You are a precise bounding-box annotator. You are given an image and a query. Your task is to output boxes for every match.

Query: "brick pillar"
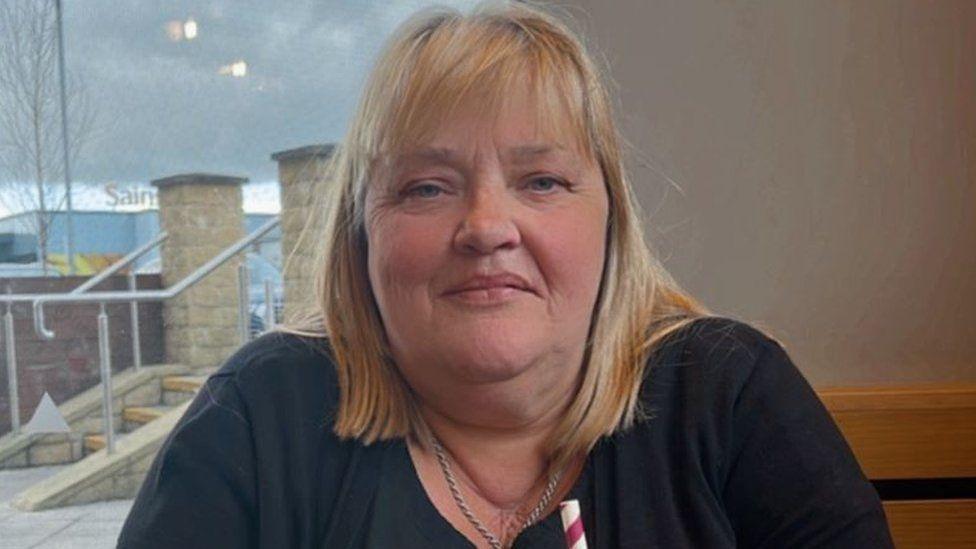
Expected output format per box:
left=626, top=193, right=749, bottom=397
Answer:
left=271, top=144, right=335, bottom=321
left=151, top=173, right=247, bottom=370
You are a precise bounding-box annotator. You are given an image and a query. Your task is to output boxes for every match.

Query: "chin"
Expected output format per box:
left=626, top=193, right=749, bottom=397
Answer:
left=445, top=335, right=543, bottom=383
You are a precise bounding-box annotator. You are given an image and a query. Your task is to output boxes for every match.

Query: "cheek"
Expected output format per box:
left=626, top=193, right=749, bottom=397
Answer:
left=533, top=208, right=607, bottom=305
left=367, top=212, right=448, bottom=302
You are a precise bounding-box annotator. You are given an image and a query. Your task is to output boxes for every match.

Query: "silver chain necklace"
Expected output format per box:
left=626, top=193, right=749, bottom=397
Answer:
left=429, top=435, right=562, bottom=549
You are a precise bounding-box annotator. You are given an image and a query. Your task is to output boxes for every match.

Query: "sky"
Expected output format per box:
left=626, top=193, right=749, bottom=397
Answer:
left=0, top=0, right=477, bottom=216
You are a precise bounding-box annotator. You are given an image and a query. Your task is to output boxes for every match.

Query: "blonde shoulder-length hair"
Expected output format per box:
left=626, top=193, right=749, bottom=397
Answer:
left=283, top=0, right=711, bottom=468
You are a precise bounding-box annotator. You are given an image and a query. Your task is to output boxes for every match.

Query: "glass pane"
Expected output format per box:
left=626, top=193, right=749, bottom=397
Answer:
left=0, top=1, right=475, bottom=544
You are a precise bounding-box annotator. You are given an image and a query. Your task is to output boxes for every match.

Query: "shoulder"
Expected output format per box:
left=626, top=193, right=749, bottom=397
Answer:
left=215, top=329, right=337, bottom=381
left=647, top=315, right=786, bottom=388
left=656, top=319, right=893, bottom=546
left=669, top=315, right=780, bottom=361
left=638, top=315, right=798, bottom=427
left=207, top=330, right=341, bottom=421
left=119, top=331, right=341, bottom=548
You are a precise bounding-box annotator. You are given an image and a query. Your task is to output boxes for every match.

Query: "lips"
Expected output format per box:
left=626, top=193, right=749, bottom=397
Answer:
left=443, top=273, right=536, bottom=296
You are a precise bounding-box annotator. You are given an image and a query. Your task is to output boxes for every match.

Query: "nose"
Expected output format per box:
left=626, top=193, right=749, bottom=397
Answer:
left=453, top=185, right=522, bottom=255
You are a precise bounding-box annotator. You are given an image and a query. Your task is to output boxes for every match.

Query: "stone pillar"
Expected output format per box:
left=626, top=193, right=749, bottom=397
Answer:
left=151, top=173, right=247, bottom=370
left=271, top=144, right=335, bottom=321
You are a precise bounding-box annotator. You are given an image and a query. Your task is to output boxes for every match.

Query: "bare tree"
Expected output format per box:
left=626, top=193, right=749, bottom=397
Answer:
left=0, top=0, right=96, bottom=273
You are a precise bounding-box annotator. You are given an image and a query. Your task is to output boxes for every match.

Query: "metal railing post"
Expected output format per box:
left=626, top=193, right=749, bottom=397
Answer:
left=4, top=288, right=19, bottom=435
left=263, top=278, right=275, bottom=331
left=128, top=271, right=141, bottom=370
left=237, top=263, right=250, bottom=344
left=97, top=303, right=115, bottom=454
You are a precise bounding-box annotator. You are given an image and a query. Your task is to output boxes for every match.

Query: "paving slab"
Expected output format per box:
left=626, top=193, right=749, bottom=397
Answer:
left=0, top=467, right=133, bottom=549
left=0, top=466, right=68, bottom=503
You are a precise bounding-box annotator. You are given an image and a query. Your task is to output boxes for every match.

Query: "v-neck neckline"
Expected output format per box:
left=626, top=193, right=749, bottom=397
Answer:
left=393, top=438, right=597, bottom=548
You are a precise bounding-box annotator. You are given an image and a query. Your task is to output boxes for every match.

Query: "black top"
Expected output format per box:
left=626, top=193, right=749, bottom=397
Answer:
left=117, top=317, right=894, bottom=548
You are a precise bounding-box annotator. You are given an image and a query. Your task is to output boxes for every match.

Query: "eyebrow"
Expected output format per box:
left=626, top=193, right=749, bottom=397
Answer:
left=398, top=144, right=568, bottom=165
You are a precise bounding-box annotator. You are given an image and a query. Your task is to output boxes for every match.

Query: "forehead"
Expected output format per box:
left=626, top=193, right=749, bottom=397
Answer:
left=384, top=94, right=593, bottom=171
left=384, top=57, right=595, bottom=150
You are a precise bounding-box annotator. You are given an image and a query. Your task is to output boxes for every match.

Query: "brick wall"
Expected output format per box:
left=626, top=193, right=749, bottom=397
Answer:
left=0, top=275, right=164, bottom=435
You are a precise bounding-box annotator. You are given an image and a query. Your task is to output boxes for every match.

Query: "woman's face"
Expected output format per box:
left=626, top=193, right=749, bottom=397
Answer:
left=364, top=88, right=609, bottom=391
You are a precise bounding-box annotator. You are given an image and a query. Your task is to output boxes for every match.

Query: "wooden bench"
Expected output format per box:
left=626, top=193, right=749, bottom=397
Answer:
left=818, top=384, right=976, bottom=548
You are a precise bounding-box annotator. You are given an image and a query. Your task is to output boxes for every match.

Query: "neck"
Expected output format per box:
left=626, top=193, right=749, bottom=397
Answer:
left=414, top=357, right=581, bottom=508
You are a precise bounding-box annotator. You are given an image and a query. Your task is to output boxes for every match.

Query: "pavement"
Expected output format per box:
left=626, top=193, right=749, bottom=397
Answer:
left=0, top=466, right=132, bottom=548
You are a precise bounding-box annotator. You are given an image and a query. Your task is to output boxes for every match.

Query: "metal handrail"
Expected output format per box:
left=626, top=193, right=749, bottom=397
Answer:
left=2, top=218, right=277, bottom=447
left=20, top=217, right=279, bottom=453
left=70, top=231, right=168, bottom=372
left=263, top=278, right=275, bottom=331
left=3, top=232, right=167, bottom=436
left=33, top=217, right=279, bottom=338
left=69, top=232, right=168, bottom=294
left=4, top=288, right=20, bottom=437
left=0, top=231, right=168, bottom=304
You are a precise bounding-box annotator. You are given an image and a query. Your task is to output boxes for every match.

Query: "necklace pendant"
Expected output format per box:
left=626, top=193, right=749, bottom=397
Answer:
left=429, top=436, right=562, bottom=549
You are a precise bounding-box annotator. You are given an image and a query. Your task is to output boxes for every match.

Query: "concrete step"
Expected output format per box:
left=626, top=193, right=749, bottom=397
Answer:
left=0, top=364, right=191, bottom=470
left=89, top=405, right=177, bottom=454
left=5, top=365, right=214, bottom=510
left=122, top=405, right=171, bottom=426
left=12, top=399, right=193, bottom=511
left=161, top=375, right=208, bottom=393
left=89, top=386, right=200, bottom=455
left=84, top=430, right=137, bottom=453
left=161, top=374, right=210, bottom=405
left=84, top=434, right=106, bottom=453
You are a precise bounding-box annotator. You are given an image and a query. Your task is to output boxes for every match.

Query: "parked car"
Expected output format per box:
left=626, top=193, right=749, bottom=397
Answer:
left=246, top=253, right=284, bottom=336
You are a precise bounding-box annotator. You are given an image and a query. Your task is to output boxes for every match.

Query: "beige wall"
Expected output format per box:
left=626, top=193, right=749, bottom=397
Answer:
left=567, top=1, right=975, bottom=386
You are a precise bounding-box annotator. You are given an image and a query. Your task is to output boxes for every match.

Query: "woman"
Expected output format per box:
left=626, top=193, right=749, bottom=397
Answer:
left=119, top=2, right=893, bottom=548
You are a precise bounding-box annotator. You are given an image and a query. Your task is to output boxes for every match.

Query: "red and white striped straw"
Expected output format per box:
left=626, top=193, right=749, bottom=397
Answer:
left=559, top=499, right=588, bottom=549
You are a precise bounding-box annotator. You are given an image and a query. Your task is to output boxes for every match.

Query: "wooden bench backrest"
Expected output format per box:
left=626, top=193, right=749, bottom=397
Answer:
left=817, top=383, right=976, bottom=549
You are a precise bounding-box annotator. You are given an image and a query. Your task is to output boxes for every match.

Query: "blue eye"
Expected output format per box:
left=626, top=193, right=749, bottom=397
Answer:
left=407, top=183, right=443, bottom=198
left=527, top=177, right=564, bottom=193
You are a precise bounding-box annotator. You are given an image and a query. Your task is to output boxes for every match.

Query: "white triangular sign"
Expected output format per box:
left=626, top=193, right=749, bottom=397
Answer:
left=23, top=392, right=71, bottom=434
